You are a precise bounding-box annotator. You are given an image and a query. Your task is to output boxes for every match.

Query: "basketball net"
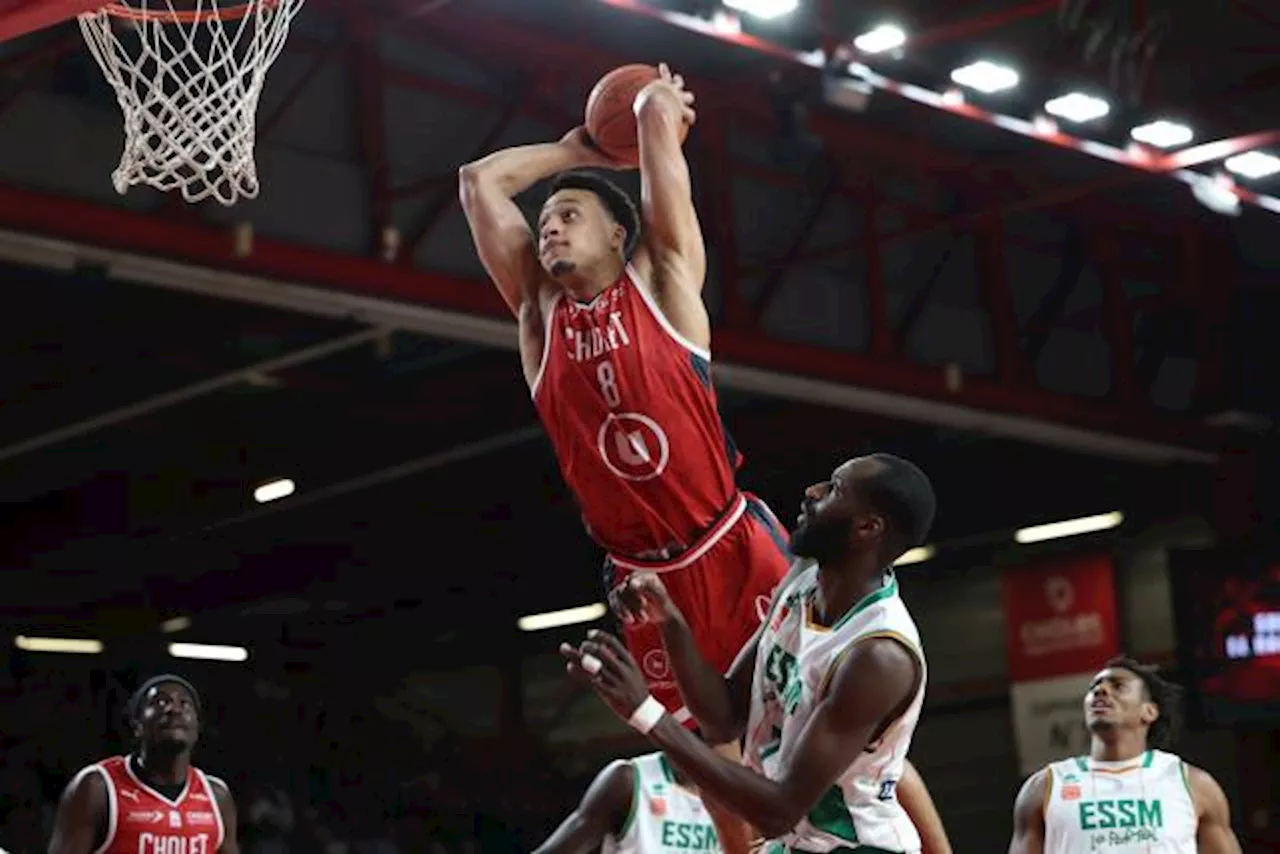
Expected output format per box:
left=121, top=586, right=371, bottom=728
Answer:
left=78, top=0, right=305, bottom=206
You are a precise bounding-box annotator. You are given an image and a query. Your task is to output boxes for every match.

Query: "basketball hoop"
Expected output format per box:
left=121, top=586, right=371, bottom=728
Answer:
left=78, top=0, right=305, bottom=206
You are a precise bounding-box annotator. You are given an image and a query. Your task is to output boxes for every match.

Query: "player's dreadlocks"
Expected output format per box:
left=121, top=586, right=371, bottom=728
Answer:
left=1105, top=655, right=1184, bottom=750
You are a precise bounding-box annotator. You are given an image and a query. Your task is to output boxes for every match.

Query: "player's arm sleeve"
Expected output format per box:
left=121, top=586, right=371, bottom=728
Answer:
left=897, top=759, right=953, bottom=854
left=47, top=767, right=107, bottom=854
left=1187, top=765, right=1242, bottom=854
left=1008, top=768, right=1049, bottom=854
left=532, top=760, right=634, bottom=854
left=648, top=636, right=918, bottom=839
left=209, top=777, right=241, bottom=854
left=634, top=84, right=706, bottom=293
left=458, top=142, right=580, bottom=316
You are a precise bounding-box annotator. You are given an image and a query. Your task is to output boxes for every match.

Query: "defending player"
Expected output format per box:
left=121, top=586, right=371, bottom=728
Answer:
left=1008, top=656, right=1241, bottom=854
left=534, top=752, right=949, bottom=854
left=459, top=67, right=789, bottom=724
left=562, top=454, right=949, bottom=853
left=48, top=674, right=238, bottom=854
left=534, top=752, right=722, bottom=854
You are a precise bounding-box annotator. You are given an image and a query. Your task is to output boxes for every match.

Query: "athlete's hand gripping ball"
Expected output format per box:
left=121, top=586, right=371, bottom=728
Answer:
left=560, top=630, right=652, bottom=722
left=609, top=572, right=683, bottom=626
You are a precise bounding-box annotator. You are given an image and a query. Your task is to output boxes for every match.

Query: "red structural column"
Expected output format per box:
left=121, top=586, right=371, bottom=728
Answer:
left=973, top=215, right=1026, bottom=386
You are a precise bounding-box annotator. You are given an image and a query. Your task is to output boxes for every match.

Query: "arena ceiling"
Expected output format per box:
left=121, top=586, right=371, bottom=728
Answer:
left=0, top=0, right=1275, bottom=660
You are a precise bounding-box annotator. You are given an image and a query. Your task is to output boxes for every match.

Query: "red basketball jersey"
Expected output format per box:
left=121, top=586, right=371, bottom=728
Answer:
left=531, top=266, right=741, bottom=556
left=87, top=755, right=226, bottom=854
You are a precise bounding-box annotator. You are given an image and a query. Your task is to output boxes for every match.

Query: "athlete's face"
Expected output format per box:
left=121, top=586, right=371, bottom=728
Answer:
left=135, top=681, right=200, bottom=751
left=1084, top=667, right=1157, bottom=735
left=537, top=190, right=625, bottom=280
left=790, top=457, right=887, bottom=563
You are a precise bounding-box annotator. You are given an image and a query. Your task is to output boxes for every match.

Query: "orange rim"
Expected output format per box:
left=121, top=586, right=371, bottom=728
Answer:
left=98, top=0, right=279, bottom=24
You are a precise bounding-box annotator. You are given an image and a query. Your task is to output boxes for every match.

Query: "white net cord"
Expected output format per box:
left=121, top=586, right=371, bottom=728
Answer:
left=79, top=0, right=305, bottom=206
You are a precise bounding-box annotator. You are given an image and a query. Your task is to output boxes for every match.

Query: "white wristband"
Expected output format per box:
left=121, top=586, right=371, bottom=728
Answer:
left=628, top=695, right=667, bottom=735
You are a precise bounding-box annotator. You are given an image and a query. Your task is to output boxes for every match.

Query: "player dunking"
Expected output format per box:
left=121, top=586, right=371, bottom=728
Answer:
left=459, top=57, right=790, bottom=843
left=1009, top=656, right=1241, bottom=854
left=562, top=454, right=952, bottom=854
left=48, top=674, right=239, bottom=854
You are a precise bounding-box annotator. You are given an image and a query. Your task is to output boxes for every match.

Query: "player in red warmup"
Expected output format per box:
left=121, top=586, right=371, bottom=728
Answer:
left=48, top=675, right=238, bottom=854
left=460, top=64, right=790, bottom=851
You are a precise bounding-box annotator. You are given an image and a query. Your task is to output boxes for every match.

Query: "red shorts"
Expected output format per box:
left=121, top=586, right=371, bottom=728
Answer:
left=604, top=493, right=791, bottom=727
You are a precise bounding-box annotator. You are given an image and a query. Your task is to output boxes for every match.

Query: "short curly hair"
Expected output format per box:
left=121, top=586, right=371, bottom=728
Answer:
left=546, top=170, right=641, bottom=258
left=1105, top=655, right=1184, bottom=750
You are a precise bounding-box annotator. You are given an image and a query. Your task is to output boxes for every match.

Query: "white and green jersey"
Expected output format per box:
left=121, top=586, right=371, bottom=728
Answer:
left=1043, top=750, right=1197, bottom=854
left=603, top=753, right=721, bottom=854
left=745, top=564, right=926, bottom=854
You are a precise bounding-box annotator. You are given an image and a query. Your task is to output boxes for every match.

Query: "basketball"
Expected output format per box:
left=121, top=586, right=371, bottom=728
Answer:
left=585, top=64, right=688, bottom=163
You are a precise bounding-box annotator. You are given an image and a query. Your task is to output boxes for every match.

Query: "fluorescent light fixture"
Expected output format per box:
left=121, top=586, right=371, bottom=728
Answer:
left=722, top=0, right=798, bottom=20
left=894, top=545, right=935, bottom=566
left=169, top=642, right=249, bottom=662
left=1224, top=150, right=1280, bottom=180
left=1130, top=120, right=1193, bottom=149
left=1044, top=92, right=1110, bottom=123
left=14, top=635, right=103, bottom=654
left=950, top=60, right=1019, bottom=94
left=160, top=616, right=191, bottom=634
left=253, top=478, right=295, bottom=504
left=853, top=24, right=906, bottom=55
left=1015, top=512, right=1124, bottom=544
left=518, top=602, right=608, bottom=632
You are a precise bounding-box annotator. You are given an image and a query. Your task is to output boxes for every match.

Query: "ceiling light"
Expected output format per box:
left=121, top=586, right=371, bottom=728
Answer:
left=722, top=0, right=798, bottom=20
left=853, top=24, right=906, bottom=55
left=14, top=635, right=103, bottom=654
left=1224, top=150, right=1280, bottom=180
left=1130, top=120, right=1193, bottom=149
left=950, top=61, right=1019, bottom=94
left=253, top=478, right=295, bottom=504
left=1044, top=92, right=1110, bottom=123
left=894, top=545, right=935, bottom=566
left=169, top=642, right=249, bottom=662
left=1015, top=512, right=1124, bottom=544
left=517, top=603, right=608, bottom=632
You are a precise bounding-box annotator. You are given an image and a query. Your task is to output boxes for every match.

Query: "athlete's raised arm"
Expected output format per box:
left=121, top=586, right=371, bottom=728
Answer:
left=1186, top=765, right=1242, bottom=854
left=458, top=130, right=615, bottom=316
left=533, top=760, right=633, bottom=854
left=47, top=768, right=107, bottom=854
left=562, top=631, right=919, bottom=839
left=897, top=760, right=953, bottom=854
left=1007, top=768, right=1048, bottom=854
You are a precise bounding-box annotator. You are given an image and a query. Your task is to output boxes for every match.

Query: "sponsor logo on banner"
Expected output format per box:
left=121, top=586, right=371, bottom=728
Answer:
left=1003, top=556, right=1120, bottom=775
left=1002, top=555, right=1120, bottom=682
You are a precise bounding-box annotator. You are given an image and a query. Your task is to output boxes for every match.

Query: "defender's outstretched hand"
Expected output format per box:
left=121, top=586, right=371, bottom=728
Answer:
left=609, top=572, right=683, bottom=626
left=561, top=630, right=654, bottom=723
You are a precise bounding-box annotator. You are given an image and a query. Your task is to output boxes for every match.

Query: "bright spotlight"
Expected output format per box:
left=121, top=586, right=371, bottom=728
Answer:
left=950, top=60, right=1019, bottom=94
left=1130, top=120, right=1193, bottom=149
left=1224, top=151, right=1280, bottom=180
left=518, top=603, right=608, bottom=632
left=853, top=24, right=906, bottom=55
left=893, top=545, right=935, bottom=567
left=722, top=0, right=798, bottom=20
left=169, top=642, right=249, bottom=662
left=1015, top=512, right=1124, bottom=544
left=253, top=478, right=295, bottom=504
left=14, top=635, right=103, bottom=654
left=1044, top=92, right=1110, bottom=123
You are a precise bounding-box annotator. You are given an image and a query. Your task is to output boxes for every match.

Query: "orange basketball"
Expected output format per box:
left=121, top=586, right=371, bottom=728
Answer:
left=585, top=64, right=688, bottom=164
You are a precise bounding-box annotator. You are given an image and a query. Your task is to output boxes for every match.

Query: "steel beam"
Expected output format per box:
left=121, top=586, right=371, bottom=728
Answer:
left=348, top=7, right=393, bottom=257
left=973, top=216, right=1027, bottom=387
left=0, top=185, right=1223, bottom=464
